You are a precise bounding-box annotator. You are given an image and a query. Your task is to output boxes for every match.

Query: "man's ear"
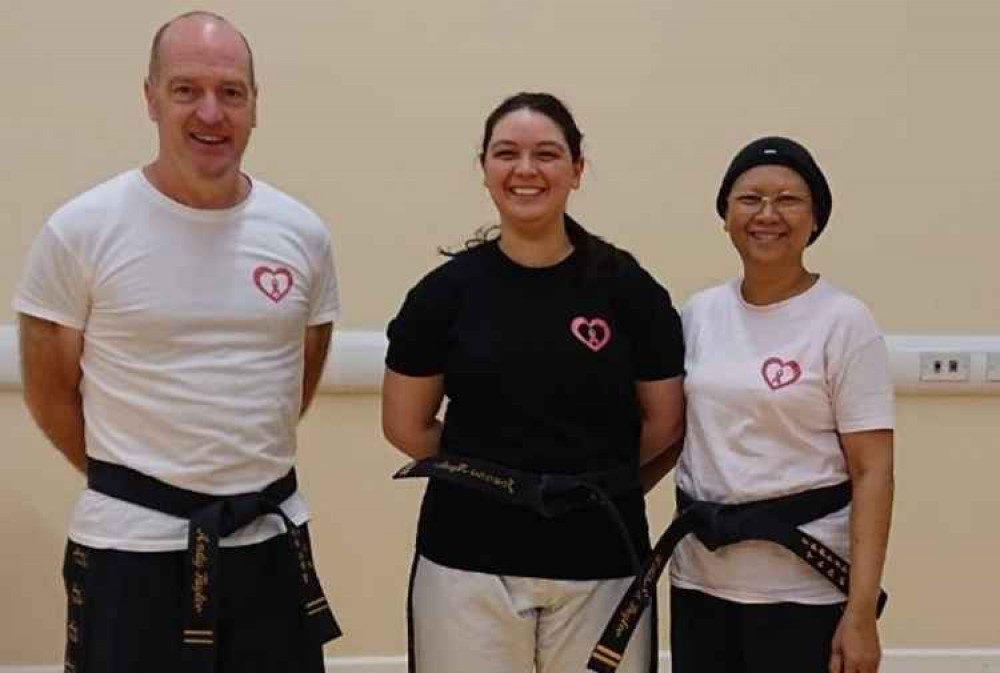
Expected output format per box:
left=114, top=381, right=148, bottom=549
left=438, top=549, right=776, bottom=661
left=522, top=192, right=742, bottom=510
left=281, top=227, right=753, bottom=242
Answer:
left=144, top=78, right=159, bottom=122
left=250, top=84, right=259, bottom=128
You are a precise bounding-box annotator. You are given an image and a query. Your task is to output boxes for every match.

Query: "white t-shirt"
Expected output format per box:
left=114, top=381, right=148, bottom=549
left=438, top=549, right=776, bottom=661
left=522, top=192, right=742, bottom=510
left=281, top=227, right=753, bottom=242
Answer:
left=15, top=170, right=340, bottom=551
left=670, top=278, right=894, bottom=604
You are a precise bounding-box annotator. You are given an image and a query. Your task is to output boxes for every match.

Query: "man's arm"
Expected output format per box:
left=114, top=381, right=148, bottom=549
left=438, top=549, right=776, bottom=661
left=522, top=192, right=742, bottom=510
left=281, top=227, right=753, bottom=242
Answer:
left=301, top=322, right=333, bottom=418
left=19, top=313, right=86, bottom=473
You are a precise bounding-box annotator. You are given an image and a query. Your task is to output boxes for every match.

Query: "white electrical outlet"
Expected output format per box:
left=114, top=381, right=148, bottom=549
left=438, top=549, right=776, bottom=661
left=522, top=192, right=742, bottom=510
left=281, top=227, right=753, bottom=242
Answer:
left=919, top=352, right=971, bottom=382
left=987, top=353, right=1000, bottom=382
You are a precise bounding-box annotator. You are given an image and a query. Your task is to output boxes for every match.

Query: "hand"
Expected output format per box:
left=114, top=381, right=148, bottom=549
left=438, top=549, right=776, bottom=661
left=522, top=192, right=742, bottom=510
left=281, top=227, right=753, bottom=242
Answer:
left=829, top=609, right=881, bottom=673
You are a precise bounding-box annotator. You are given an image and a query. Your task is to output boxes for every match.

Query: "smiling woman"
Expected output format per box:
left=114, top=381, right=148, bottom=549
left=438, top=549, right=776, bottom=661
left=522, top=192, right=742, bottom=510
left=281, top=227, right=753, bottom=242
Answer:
left=380, top=92, right=687, bottom=673
left=481, top=107, right=583, bottom=253
left=667, top=136, right=896, bottom=673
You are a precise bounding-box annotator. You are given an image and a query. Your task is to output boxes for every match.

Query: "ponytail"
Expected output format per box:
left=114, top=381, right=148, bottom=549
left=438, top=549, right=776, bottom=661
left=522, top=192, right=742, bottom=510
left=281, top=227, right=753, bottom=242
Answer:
left=565, top=214, right=624, bottom=282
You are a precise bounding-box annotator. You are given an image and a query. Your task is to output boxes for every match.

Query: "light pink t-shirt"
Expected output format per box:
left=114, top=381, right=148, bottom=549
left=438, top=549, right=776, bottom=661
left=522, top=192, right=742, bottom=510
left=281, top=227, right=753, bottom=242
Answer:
left=670, top=278, right=894, bottom=604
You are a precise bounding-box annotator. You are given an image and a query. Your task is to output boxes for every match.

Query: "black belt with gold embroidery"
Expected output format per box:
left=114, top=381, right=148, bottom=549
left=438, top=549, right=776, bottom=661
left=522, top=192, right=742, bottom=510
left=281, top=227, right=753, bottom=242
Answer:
left=393, top=455, right=644, bottom=571
left=87, top=458, right=341, bottom=673
left=586, top=482, right=888, bottom=673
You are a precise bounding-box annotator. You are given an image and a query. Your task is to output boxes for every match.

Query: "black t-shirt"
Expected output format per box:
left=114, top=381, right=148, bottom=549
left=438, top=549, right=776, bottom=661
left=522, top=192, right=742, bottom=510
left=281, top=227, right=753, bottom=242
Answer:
left=386, top=237, right=684, bottom=579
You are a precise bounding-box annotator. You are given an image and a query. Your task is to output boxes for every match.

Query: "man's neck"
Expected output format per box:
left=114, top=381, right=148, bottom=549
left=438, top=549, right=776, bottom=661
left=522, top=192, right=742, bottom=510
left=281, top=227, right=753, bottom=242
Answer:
left=143, top=161, right=248, bottom=210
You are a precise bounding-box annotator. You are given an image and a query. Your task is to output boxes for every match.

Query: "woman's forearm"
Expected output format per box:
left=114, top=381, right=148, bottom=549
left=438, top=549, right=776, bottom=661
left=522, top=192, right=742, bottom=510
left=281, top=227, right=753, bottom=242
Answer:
left=639, top=439, right=683, bottom=494
left=388, top=419, right=443, bottom=461
left=845, top=454, right=894, bottom=617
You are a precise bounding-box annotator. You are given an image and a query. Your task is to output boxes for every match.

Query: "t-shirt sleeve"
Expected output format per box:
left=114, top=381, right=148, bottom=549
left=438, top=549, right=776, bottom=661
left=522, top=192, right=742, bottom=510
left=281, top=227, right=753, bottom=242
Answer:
left=308, top=234, right=340, bottom=325
left=616, top=258, right=685, bottom=381
left=385, top=268, right=455, bottom=377
left=830, top=305, right=895, bottom=433
left=13, top=224, right=91, bottom=329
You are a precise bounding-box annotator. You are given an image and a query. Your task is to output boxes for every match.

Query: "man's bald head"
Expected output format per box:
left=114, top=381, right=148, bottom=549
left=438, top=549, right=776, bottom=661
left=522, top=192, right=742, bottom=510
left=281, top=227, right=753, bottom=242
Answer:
left=148, top=11, right=256, bottom=89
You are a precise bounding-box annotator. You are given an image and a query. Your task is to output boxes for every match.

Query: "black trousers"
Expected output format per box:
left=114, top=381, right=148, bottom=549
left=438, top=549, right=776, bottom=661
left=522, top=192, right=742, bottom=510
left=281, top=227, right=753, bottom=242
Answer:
left=670, top=587, right=844, bottom=673
left=63, top=529, right=325, bottom=673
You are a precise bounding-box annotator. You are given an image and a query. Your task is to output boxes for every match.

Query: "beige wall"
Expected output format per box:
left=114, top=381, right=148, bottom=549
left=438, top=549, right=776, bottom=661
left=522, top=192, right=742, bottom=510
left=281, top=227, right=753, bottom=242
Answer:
left=2, top=0, right=998, bottom=663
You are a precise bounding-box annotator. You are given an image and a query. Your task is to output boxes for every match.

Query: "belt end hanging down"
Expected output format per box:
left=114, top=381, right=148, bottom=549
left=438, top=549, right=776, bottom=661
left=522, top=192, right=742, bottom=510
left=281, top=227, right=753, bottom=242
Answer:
left=393, top=461, right=421, bottom=479
left=587, top=643, right=625, bottom=673
left=876, top=589, right=889, bottom=618
left=179, top=640, right=216, bottom=673
left=304, top=596, right=343, bottom=643
left=182, top=629, right=215, bottom=646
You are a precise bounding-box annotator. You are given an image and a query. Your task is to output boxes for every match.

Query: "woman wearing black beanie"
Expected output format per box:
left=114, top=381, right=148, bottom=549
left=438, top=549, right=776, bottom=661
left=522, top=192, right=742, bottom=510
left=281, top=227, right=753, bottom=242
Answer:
left=667, top=137, right=896, bottom=673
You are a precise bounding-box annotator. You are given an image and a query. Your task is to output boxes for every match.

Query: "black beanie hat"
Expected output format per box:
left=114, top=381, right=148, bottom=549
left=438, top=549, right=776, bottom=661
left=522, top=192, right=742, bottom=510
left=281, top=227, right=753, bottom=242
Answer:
left=715, top=136, right=833, bottom=245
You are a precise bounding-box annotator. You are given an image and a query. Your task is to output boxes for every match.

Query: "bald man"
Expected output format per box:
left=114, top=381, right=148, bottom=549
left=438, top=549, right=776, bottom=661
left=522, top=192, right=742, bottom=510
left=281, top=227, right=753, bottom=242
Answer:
left=15, top=12, right=341, bottom=672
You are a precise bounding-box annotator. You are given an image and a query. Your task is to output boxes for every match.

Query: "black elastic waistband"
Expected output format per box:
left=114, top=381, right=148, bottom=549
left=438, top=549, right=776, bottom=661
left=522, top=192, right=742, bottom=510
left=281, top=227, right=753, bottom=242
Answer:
left=86, top=458, right=340, bottom=672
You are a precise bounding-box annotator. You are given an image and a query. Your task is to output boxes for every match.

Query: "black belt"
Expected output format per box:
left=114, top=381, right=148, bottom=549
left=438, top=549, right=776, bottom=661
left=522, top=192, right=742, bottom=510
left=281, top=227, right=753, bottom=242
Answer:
left=395, top=454, right=661, bottom=673
left=394, top=454, right=644, bottom=571
left=586, top=481, right=888, bottom=673
left=87, top=459, right=341, bottom=672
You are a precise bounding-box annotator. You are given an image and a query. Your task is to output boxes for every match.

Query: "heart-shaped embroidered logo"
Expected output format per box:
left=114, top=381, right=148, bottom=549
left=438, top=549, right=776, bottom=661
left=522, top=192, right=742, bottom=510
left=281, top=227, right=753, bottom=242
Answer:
left=761, top=357, right=802, bottom=390
left=571, top=317, right=611, bottom=352
left=253, top=266, right=293, bottom=303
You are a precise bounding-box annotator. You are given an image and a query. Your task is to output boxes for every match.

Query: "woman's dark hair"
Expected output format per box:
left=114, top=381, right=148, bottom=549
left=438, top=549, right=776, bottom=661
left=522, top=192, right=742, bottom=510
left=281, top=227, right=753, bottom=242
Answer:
left=478, top=92, right=584, bottom=164
left=443, top=92, right=622, bottom=279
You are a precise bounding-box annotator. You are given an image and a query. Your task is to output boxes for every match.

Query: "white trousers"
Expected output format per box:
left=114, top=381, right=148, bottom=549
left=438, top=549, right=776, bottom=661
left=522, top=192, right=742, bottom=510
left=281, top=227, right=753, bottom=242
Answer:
left=410, top=555, right=652, bottom=673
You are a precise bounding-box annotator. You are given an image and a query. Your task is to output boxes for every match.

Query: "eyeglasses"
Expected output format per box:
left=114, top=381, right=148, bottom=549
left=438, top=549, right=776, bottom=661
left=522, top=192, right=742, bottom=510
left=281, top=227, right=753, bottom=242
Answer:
left=729, top=192, right=811, bottom=216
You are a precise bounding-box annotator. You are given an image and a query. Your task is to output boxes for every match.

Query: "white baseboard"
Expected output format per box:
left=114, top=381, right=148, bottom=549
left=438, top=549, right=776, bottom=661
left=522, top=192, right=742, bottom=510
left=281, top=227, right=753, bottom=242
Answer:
left=324, top=651, right=1000, bottom=672
left=325, top=657, right=406, bottom=673
left=4, top=650, right=999, bottom=672
left=882, top=649, right=1000, bottom=672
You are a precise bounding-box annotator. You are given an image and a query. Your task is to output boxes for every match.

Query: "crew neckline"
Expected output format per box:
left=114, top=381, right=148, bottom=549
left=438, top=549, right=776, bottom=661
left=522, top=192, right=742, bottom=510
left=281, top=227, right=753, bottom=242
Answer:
left=731, top=275, right=826, bottom=312
left=135, top=169, right=255, bottom=222
left=489, top=238, right=579, bottom=275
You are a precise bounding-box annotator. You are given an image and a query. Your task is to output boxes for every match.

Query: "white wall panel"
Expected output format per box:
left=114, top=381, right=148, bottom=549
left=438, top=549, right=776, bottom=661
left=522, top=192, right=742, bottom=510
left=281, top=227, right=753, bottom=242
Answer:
left=2, top=325, right=1000, bottom=395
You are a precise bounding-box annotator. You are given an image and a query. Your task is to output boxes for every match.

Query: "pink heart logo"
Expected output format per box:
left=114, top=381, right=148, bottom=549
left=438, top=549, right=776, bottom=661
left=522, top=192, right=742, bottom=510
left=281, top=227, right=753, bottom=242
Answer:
left=571, top=317, right=611, bottom=352
left=761, top=357, right=801, bottom=390
left=253, top=266, right=293, bottom=303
